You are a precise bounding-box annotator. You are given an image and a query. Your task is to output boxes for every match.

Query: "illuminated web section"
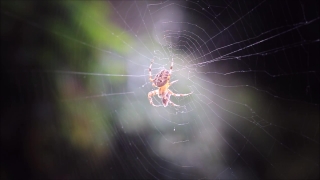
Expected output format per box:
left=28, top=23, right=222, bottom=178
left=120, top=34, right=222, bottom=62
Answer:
left=2, top=0, right=318, bottom=179
left=105, top=1, right=319, bottom=179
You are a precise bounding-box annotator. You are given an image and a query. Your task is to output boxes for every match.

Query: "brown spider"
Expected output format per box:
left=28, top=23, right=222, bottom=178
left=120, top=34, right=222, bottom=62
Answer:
left=148, top=59, right=192, bottom=107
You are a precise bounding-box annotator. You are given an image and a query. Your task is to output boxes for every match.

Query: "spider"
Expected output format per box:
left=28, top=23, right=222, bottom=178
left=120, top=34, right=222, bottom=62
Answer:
left=148, top=59, right=192, bottom=107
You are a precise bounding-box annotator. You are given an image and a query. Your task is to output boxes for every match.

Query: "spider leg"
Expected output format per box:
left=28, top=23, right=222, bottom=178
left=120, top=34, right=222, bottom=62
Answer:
left=169, top=58, right=174, bottom=75
left=166, top=89, right=192, bottom=107
left=169, top=101, right=180, bottom=107
left=169, top=80, right=178, bottom=86
left=149, top=60, right=155, bottom=84
left=168, top=89, right=193, bottom=97
left=166, top=58, right=174, bottom=82
left=148, top=89, right=161, bottom=107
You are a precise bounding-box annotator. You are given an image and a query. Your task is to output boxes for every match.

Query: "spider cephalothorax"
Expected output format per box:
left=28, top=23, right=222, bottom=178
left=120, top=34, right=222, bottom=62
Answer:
left=148, top=59, right=192, bottom=107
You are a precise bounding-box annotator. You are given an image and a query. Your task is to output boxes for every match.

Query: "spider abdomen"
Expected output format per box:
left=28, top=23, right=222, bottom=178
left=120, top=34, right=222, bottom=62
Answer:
left=153, top=69, right=170, bottom=87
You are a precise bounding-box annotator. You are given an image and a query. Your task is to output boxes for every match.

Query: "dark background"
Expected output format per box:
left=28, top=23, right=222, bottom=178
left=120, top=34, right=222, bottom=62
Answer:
left=1, top=1, right=319, bottom=179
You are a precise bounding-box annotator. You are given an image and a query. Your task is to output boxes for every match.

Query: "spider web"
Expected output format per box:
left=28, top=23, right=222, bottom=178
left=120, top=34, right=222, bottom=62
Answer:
left=1, top=0, right=319, bottom=179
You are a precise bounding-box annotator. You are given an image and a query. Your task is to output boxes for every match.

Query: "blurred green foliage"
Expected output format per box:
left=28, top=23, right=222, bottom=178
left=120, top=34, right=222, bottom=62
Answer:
left=1, top=1, right=133, bottom=176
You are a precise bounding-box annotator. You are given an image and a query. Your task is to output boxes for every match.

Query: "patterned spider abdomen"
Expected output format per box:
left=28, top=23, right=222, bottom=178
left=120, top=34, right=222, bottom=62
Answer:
left=153, top=69, right=170, bottom=87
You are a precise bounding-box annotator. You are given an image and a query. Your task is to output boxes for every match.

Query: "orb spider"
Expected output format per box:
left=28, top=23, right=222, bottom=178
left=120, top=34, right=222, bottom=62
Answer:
left=148, top=58, right=192, bottom=107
